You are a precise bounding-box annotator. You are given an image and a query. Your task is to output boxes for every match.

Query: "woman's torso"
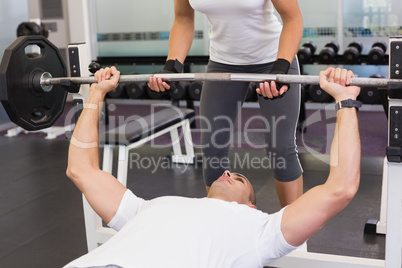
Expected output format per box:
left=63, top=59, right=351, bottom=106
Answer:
left=189, top=0, right=283, bottom=64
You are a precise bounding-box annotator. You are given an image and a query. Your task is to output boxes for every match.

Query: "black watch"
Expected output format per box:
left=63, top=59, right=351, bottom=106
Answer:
left=335, top=99, right=362, bottom=111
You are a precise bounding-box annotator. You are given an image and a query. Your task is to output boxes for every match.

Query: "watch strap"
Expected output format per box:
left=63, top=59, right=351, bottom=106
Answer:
left=335, top=99, right=362, bottom=111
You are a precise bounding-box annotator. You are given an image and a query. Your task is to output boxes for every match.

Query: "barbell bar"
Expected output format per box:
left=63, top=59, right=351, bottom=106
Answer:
left=39, top=72, right=393, bottom=93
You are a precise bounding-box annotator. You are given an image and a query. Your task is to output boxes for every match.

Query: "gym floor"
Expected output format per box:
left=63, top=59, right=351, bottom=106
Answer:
left=0, top=102, right=387, bottom=267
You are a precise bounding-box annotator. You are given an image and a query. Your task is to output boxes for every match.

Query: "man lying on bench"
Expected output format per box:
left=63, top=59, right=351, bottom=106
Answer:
left=64, top=66, right=361, bottom=267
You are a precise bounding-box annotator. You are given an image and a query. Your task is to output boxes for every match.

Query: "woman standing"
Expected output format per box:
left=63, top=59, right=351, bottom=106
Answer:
left=148, top=0, right=304, bottom=208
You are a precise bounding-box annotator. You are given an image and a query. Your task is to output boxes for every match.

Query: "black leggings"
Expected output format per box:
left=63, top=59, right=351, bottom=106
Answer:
left=200, top=58, right=303, bottom=186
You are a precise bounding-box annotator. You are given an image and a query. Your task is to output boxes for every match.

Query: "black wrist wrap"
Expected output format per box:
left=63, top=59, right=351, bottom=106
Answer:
left=270, top=58, right=290, bottom=74
left=148, top=59, right=184, bottom=97
left=268, top=58, right=291, bottom=92
left=164, top=59, right=183, bottom=73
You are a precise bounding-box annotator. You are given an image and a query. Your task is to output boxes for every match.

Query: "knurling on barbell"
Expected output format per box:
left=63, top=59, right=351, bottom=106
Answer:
left=0, top=35, right=399, bottom=131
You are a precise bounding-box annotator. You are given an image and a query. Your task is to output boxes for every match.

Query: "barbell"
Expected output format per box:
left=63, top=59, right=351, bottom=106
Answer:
left=40, top=71, right=392, bottom=89
left=0, top=36, right=399, bottom=131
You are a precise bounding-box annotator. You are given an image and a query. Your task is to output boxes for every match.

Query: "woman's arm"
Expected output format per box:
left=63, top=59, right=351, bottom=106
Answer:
left=272, top=0, right=304, bottom=62
left=168, top=0, right=195, bottom=63
left=257, top=0, right=303, bottom=98
left=148, top=0, right=194, bottom=92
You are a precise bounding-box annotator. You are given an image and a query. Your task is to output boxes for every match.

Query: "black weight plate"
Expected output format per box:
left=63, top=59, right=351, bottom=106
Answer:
left=188, top=81, right=203, bottom=100
left=0, top=36, right=67, bottom=130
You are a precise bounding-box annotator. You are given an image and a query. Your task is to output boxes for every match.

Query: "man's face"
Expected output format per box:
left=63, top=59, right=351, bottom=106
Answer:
left=208, top=170, right=256, bottom=209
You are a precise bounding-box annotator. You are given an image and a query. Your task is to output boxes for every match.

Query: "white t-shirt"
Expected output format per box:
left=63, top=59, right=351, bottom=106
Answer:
left=189, top=0, right=283, bottom=65
left=65, top=190, right=295, bottom=268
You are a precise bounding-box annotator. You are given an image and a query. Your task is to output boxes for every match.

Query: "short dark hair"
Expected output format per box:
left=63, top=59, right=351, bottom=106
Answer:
left=233, top=172, right=257, bottom=207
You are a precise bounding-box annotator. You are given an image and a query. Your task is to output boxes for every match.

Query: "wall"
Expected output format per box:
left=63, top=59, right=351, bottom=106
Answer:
left=94, top=0, right=209, bottom=57
left=0, top=0, right=29, bottom=55
left=0, top=0, right=29, bottom=122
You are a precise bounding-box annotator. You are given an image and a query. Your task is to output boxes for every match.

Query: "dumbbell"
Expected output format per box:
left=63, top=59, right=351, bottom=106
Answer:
left=297, top=41, right=317, bottom=64
left=106, top=84, right=127, bottom=99
left=308, top=84, right=332, bottom=103
left=358, top=74, right=384, bottom=104
left=319, top=41, right=339, bottom=64
left=343, top=42, right=363, bottom=64
left=125, top=82, right=146, bottom=99
left=188, top=81, right=203, bottom=100
left=145, top=82, right=189, bottom=100
left=170, top=82, right=189, bottom=101
left=146, top=85, right=171, bottom=99
left=124, top=72, right=146, bottom=99
left=88, top=62, right=101, bottom=74
left=368, top=41, right=387, bottom=65
left=16, top=22, right=49, bottom=38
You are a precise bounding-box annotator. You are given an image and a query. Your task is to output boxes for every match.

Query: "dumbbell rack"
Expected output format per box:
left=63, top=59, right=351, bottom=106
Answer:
left=297, top=40, right=390, bottom=108
left=300, top=54, right=389, bottom=66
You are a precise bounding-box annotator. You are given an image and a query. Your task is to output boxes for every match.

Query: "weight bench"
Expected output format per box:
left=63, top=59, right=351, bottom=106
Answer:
left=82, top=105, right=195, bottom=251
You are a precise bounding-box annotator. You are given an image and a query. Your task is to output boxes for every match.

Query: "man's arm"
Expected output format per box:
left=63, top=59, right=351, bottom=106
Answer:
left=66, top=67, right=127, bottom=224
left=281, top=67, right=361, bottom=247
